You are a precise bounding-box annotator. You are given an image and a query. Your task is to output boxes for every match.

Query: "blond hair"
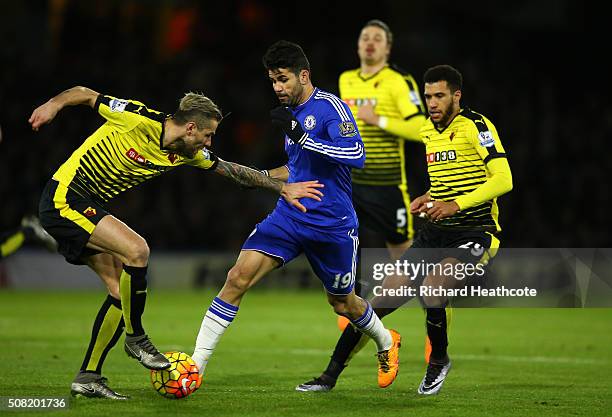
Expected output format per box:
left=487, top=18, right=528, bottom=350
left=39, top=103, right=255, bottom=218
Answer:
left=173, top=92, right=222, bottom=129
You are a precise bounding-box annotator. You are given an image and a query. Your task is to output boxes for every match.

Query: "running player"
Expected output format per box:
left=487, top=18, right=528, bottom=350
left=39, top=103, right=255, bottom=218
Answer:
left=192, top=41, right=402, bottom=389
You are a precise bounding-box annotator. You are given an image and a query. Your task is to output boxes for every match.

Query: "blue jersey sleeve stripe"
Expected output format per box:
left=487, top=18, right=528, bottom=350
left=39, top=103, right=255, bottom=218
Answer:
left=302, top=145, right=363, bottom=159
left=316, top=91, right=351, bottom=121
left=303, top=145, right=363, bottom=158
left=303, top=139, right=364, bottom=156
left=303, top=143, right=364, bottom=159
left=314, top=92, right=350, bottom=121
left=304, top=142, right=363, bottom=159
left=303, top=137, right=363, bottom=153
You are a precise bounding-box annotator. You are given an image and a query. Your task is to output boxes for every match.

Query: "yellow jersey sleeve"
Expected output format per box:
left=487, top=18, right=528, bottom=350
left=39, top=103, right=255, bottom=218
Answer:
left=381, top=74, right=425, bottom=141
left=184, top=148, right=219, bottom=170
left=392, top=74, right=424, bottom=119
left=454, top=117, right=512, bottom=210
left=454, top=158, right=513, bottom=210
left=466, top=116, right=506, bottom=163
left=95, top=94, right=163, bottom=132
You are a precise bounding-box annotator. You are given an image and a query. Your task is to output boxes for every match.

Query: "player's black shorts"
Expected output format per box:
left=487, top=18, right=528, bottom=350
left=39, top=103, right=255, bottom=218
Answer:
left=398, top=222, right=500, bottom=307
left=407, top=221, right=500, bottom=265
left=38, top=179, right=109, bottom=265
left=352, top=183, right=413, bottom=244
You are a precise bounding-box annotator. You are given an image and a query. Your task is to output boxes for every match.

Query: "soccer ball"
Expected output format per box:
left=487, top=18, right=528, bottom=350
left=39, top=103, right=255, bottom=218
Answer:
left=150, top=351, right=202, bottom=399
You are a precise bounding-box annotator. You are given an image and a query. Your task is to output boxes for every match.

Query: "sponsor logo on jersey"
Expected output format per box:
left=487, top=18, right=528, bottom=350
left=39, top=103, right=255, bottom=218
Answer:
left=343, top=98, right=377, bottom=107
left=109, top=98, right=128, bottom=113
left=339, top=121, right=357, bottom=137
left=478, top=131, right=495, bottom=147
left=126, top=148, right=146, bottom=164
left=83, top=207, right=97, bottom=217
left=426, top=150, right=457, bottom=164
left=126, top=148, right=168, bottom=172
left=304, top=115, right=316, bottom=130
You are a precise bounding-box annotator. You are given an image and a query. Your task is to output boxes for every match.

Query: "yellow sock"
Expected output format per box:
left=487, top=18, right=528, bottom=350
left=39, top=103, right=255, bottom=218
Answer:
left=0, top=231, right=25, bottom=258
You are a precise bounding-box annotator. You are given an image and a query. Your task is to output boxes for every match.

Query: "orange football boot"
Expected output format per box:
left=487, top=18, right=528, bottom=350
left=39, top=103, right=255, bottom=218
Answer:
left=377, top=329, right=401, bottom=388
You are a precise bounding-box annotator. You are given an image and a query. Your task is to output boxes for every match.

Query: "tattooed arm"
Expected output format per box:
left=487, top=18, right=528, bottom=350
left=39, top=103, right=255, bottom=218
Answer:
left=215, top=158, right=284, bottom=192
left=214, top=158, right=324, bottom=213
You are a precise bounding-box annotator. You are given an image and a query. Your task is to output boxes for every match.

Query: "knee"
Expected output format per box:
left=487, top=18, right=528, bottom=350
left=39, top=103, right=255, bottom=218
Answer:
left=124, top=238, right=150, bottom=266
left=224, top=264, right=255, bottom=295
left=107, top=281, right=121, bottom=300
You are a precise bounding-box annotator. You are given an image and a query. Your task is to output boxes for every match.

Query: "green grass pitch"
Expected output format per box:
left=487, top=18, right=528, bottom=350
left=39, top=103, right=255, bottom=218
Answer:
left=0, top=289, right=610, bottom=416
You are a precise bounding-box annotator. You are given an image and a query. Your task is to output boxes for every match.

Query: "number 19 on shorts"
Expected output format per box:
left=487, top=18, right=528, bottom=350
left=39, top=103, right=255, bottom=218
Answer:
left=332, top=272, right=353, bottom=290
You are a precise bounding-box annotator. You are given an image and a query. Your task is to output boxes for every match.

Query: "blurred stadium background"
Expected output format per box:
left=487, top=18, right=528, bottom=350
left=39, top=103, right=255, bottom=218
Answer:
left=1, top=0, right=604, bottom=249
left=1, top=1, right=605, bottom=285
left=1, top=0, right=604, bottom=289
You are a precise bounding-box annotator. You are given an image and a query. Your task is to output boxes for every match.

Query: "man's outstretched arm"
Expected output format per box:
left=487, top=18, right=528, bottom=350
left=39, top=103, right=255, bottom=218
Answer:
left=29, top=86, right=98, bottom=131
left=214, top=159, right=323, bottom=213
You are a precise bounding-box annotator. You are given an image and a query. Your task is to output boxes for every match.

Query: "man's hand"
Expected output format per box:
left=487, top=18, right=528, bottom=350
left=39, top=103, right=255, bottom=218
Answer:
left=410, top=193, right=432, bottom=215
left=281, top=180, right=324, bottom=213
left=425, top=200, right=460, bottom=221
left=357, top=103, right=379, bottom=126
left=29, top=100, right=61, bottom=131
left=270, top=107, right=307, bottom=145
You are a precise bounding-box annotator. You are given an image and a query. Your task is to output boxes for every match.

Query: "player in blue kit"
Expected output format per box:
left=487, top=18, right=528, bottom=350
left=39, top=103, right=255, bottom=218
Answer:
left=192, top=41, right=401, bottom=389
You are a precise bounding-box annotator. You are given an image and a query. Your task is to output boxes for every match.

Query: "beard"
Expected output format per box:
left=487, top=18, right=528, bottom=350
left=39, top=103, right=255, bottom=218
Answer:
left=287, top=83, right=304, bottom=107
left=434, top=103, right=457, bottom=129
left=167, top=138, right=197, bottom=158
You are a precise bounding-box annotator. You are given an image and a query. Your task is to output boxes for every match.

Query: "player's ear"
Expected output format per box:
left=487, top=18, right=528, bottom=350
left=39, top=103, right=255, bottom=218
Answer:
left=299, top=69, right=309, bottom=85
left=453, top=89, right=462, bottom=103
left=186, top=121, right=197, bottom=136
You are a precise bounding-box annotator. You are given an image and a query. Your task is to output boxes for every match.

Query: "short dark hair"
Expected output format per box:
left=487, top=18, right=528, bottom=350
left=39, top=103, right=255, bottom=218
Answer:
left=363, top=19, right=393, bottom=46
left=262, top=40, right=310, bottom=75
left=423, top=65, right=463, bottom=92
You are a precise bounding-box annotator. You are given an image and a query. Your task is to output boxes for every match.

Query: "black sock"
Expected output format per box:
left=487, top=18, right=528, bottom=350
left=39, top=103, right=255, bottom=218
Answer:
left=80, top=295, right=125, bottom=373
left=120, top=265, right=148, bottom=336
left=426, top=307, right=448, bottom=361
left=323, top=306, right=396, bottom=380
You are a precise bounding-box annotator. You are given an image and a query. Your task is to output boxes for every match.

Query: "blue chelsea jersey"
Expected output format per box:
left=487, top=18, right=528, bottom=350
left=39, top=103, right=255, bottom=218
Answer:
left=275, top=88, right=365, bottom=229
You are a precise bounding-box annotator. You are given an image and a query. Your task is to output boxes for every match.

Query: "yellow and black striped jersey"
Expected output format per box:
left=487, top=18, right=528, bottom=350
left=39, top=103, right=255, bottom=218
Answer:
left=339, top=65, right=424, bottom=185
left=52, top=94, right=217, bottom=205
left=420, top=108, right=507, bottom=232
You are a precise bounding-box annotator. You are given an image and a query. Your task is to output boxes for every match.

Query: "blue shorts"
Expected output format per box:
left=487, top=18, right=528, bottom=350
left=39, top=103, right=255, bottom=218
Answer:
left=242, top=210, right=359, bottom=295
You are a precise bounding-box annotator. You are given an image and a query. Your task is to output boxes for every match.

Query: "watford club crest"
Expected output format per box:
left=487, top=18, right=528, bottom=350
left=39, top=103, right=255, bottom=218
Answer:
left=168, top=153, right=178, bottom=164
left=83, top=207, right=97, bottom=217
